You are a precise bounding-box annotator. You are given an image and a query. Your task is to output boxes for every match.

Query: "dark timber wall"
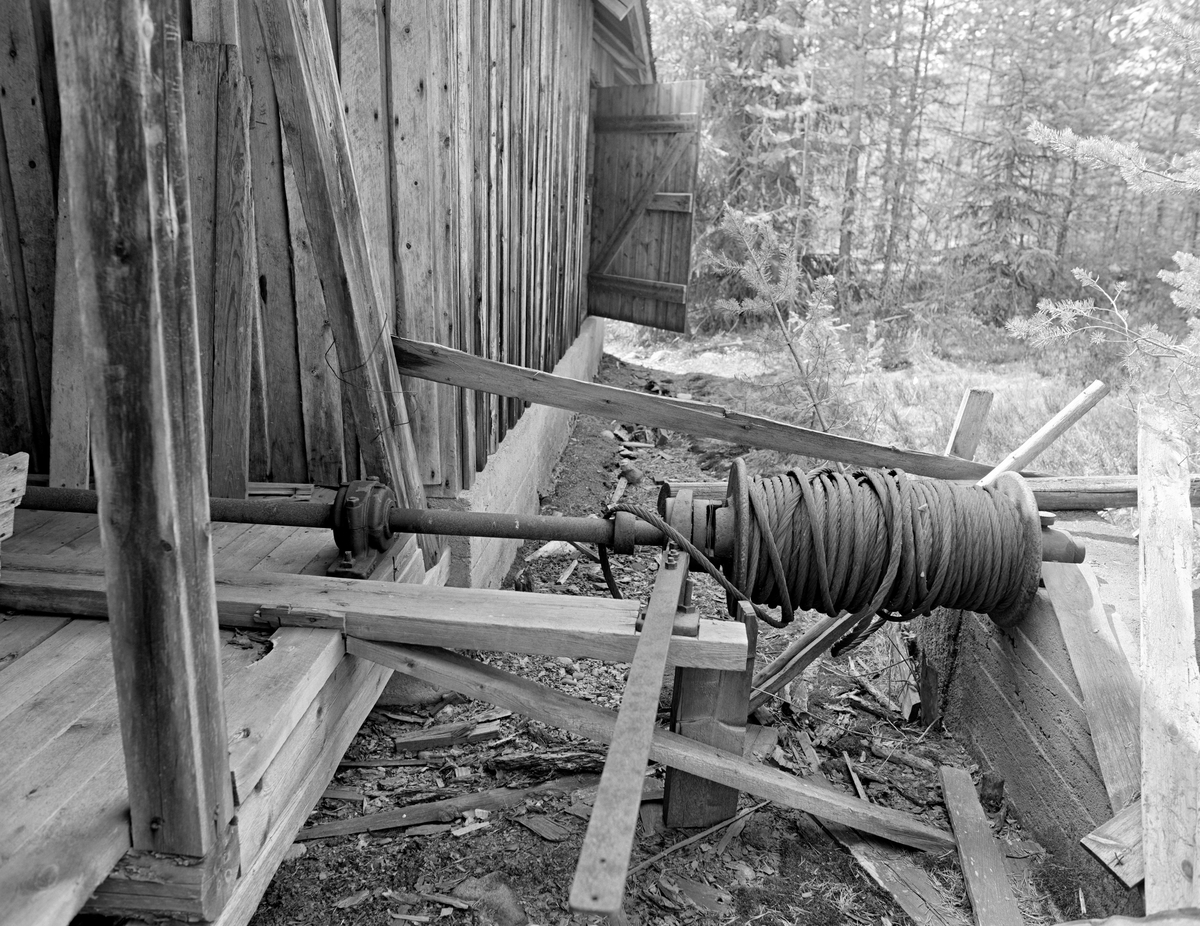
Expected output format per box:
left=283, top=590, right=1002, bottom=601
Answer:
left=0, top=0, right=604, bottom=499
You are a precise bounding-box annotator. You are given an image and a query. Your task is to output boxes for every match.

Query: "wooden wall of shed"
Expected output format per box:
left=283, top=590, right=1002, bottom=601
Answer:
left=0, top=0, right=596, bottom=497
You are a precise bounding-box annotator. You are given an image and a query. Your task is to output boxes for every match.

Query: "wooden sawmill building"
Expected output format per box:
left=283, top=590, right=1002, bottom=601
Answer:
left=1, top=0, right=1196, bottom=922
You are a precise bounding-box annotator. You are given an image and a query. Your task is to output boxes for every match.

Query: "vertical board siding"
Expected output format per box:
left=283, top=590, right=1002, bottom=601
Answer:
left=2, top=0, right=597, bottom=496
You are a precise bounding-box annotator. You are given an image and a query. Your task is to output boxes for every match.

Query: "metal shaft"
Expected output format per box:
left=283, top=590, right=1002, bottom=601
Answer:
left=17, top=485, right=1082, bottom=563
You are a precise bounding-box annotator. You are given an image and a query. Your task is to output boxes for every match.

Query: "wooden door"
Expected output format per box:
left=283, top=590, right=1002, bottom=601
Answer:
left=588, top=81, right=703, bottom=333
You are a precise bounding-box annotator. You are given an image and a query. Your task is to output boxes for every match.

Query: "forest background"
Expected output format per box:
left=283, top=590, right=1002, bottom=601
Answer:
left=628, top=0, right=1199, bottom=476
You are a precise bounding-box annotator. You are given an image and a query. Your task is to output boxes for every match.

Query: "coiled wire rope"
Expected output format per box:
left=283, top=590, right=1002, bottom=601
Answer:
left=605, top=465, right=1036, bottom=652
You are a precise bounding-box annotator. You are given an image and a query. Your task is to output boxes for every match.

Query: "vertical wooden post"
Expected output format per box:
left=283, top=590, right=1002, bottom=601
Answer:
left=51, top=0, right=233, bottom=857
left=1137, top=403, right=1200, bottom=912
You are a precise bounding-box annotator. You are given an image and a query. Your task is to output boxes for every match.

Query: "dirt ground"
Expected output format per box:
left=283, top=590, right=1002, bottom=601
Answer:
left=247, top=353, right=1063, bottom=926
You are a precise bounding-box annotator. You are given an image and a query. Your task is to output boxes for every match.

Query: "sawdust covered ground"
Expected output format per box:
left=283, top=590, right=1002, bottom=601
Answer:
left=246, top=354, right=1062, bottom=926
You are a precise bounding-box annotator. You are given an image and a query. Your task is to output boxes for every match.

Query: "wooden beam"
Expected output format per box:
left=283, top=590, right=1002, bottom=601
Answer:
left=0, top=556, right=747, bottom=671
left=349, top=640, right=956, bottom=853
left=393, top=338, right=1006, bottom=480
left=50, top=0, right=233, bottom=855
left=590, top=129, right=692, bottom=275
left=588, top=272, right=687, bottom=304
left=253, top=0, right=433, bottom=556
left=939, top=766, right=1024, bottom=926
left=944, top=388, right=993, bottom=460
left=49, top=173, right=91, bottom=488
left=572, top=551, right=688, bottom=915
left=1137, top=403, right=1200, bottom=913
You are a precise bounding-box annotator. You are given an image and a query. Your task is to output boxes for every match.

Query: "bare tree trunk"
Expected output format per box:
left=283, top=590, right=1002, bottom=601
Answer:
left=838, top=0, right=871, bottom=290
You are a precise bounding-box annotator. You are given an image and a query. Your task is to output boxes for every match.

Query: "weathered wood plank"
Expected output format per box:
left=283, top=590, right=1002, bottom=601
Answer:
left=572, top=552, right=688, bottom=915
left=1081, top=799, right=1143, bottom=889
left=0, top=555, right=748, bottom=670
left=1041, top=562, right=1141, bottom=815
left=388, top=0, right=442, bottom=488
left=939, top=766, right=1024, bottom=926
left=209, top=44, right=258, bottom=499
left=393, top=338, right=1007, bottom=480
left=0, top=614, right=71, bottom=672
left=52, top=0, right=233, bottom=855
left=1137, top=403, right=1200, bottom=913
left=256, top=0, right=433, bottom=555
left=223, top=627, right=344, bottom=802
left=48, top=175, right=90, bottom=488
left=594, top=113, right=701, bottom=134
left=182, top=41, right=221, bottom=441
left=281, top=132, right=344, bottom=485
left=349, top=640, right=956, bottom=853
left=944, top=388, right=993, bottom=460
left=238, top=0, right=309, bottom=482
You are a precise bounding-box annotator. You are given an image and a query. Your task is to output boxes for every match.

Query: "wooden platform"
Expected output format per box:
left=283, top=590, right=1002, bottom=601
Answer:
left=0, top=507, right=395, bottom=926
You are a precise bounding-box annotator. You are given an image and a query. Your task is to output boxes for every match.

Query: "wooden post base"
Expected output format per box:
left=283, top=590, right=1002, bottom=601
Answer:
left=83, top=821, right=240, bottom=921
left=664, top=602, right=756, bottom=828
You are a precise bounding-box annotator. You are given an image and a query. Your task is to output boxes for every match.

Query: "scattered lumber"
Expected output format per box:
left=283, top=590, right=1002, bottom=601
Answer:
left=1136, top=404, right=1200, bottom=913
left=1081, top=800, right=1142, bottom=889
left=348, top=639, right=956, bottom=854
left=297, top=774, right=599, bottom=841
left=393, top=337, right=1006, bottom=481
left=939, top=766, right=1024, bottom=926
left=976, top=380, right=1109, bottom=487
left=392, top=719, right=502, bottom=753
left=1041, top=563, right=1141, bottom=814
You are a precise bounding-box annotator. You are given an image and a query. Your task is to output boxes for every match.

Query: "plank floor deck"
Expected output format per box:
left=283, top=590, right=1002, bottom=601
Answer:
left=0, top=507, right=350, bottom=926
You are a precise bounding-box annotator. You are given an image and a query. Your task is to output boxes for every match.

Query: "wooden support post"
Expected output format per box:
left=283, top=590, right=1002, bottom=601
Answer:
left=254, top=0, right=436, bottom=560
left=664, top=599, right=755, bottom=827
left=1137, top=403, right=1200, bottom=913
left=50, top=0, right=235, bottom=869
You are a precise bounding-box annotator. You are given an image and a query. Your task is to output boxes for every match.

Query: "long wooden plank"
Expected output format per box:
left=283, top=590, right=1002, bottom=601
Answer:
left=388, top=0, right=443, bottom=489
left=209, top=44, right=258, bottom=498
left=52, top=0, right=233, bottom=855
left=594, top=113, right=701, bottom=134
left=393, top=338, right=1002, bottom=480
left=350, top=640, right=955, bottom=853
left=939, top=766, right=1024, bottom=926
left=1137, top=403, right=1200, bottom=913
left=281, top=132, right=345, bottom=485
left=255, top=0, right=432, bottom=552
left=571, top=552, right=688, bottom=915
left=237, top=0, right=308, bottom=482
left=1081, top=799, right=1143, bottom=889
left=1041, top=562, right=1141, bottom=814
left=48, top=175, right=90, bottom=488
left=0, top=556, right=747, bottom=670
left=0, top=618, right=107, bottom=723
